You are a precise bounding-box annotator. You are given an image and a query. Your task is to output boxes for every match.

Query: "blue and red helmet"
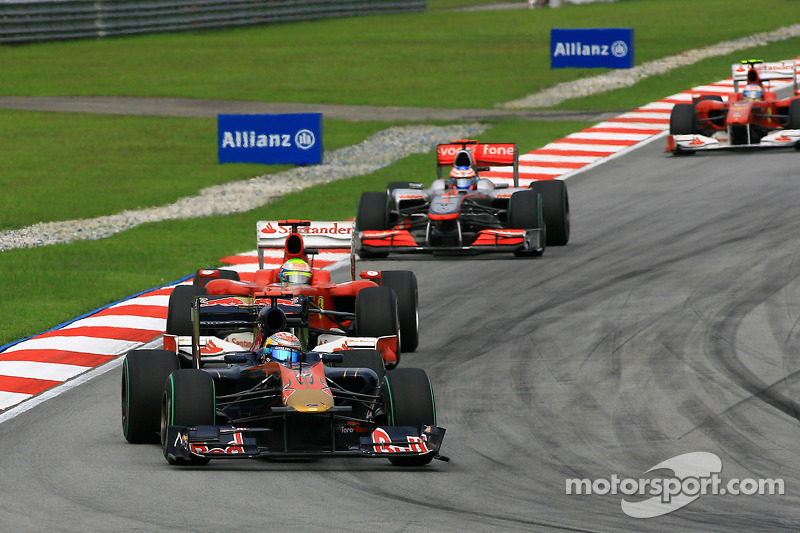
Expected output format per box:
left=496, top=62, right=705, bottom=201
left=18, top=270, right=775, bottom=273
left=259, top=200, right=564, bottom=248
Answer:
left=264, top=332, right=302, bottom=364
left=742, top=83, right=763, bottom=101
left=448, top=166, right=478, bottom=191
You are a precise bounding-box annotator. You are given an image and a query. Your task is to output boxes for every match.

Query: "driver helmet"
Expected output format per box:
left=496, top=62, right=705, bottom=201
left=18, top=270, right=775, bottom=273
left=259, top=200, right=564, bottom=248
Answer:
left=279, top=258, right=312, bottom=285
left=742, top=83, right=763, bottom=101
left=448, top=166, right=478, bottom=191
left=263, top=332, right=302, bottom=364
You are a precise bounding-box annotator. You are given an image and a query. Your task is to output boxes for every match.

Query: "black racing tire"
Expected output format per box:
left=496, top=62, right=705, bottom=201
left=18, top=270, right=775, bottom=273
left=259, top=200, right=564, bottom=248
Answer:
left=356, top=191, right=390, bottom=231
left=669, top=103, right=697, bottom=135
left=192, top=268, right=240, bottom=287
left=165, top=284, right=208, bottom=336
left=528, top=179, right=570, bottom=246
left=382, top=367, right=437, bottom=466
left=340, top=349, right=386, bottom=380
left=508, top=190, right=543, bottom=229
left=379, top=271, right=419, bottom=353
left=356, top=191, right=391, bottom=259
left=508, top=189, right=544, bottom=257
left=355, top=286, right=399, bottom=342
left=788, top=99, right=800, bottom=130
left=121, top=349, right=179, bottom=444
left=161, top=369, right=215, bottom=466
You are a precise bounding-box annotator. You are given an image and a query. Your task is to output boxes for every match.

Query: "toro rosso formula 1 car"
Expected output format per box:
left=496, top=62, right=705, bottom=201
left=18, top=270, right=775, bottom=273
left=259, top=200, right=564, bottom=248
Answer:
left=354, top=140, right=569, bottom=258
left=667, top=60, right=800, bottom=154
left=164, top=220, right=420, bottom=365
left=122, top=301, right=445, bottom=466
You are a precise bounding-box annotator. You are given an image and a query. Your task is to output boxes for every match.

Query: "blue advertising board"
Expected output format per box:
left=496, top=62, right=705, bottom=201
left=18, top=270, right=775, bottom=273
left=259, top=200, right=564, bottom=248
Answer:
left=550, top=28, right=634, bottom=69
left=218, top=113, right=322, bottom=165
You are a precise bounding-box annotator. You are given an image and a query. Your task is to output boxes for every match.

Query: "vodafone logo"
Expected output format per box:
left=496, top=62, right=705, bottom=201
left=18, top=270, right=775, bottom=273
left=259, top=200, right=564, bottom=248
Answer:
left=480, top=145, right=514, bottom=156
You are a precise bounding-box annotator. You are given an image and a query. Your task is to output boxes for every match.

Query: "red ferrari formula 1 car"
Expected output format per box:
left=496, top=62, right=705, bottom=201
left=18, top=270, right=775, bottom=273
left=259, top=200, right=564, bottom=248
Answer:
left=354, top=140, right=569, bottom=258
left=164, top=220, right=420, bottom=367
left=667, top=59, right=800, bottom=154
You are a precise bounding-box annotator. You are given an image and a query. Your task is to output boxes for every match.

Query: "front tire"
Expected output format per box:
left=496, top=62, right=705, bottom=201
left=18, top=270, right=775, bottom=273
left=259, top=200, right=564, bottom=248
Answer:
left=382, top=368, right=437, bottom=466
left=788, top=99, right=800, bottom=130
left=161, top=369, right=215, bottom=465
left=670, top=103, right=697, bottom=135
left=355, top=286, right=399, bottom=342
left=122, top=349, right=179, bottom=444
left=528, top=179, right=569, bottom=246
left=356, top=191, right=391, bottom=258
left=508, top=189, right=544, bottom=257
left=379, top=271, right=419, bottom=353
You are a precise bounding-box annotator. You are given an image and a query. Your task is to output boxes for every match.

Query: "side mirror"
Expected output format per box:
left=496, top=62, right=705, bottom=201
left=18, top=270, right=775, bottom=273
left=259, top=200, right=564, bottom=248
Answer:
left=224, top=353, right=250, bottom=364
left=321, top=352, right=344, bottom=364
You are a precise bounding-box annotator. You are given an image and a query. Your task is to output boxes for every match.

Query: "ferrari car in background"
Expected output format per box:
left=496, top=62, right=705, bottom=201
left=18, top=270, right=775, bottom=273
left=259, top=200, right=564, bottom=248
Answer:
left=667, top=59, right=800, bottom=154
left=354, top=139, right=569, bottom=259
left=121, top=301, right=445, bottom=466
left=165, top=220, right=420, bottom=365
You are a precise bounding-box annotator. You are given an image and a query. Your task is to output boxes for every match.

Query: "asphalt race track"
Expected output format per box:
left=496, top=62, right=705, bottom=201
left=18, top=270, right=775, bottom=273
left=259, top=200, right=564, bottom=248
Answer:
left=2, top=139, right=800, bottom=531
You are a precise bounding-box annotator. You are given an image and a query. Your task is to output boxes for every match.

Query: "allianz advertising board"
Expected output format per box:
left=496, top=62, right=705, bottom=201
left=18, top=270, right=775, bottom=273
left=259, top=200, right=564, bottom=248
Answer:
left=550, top=28, right=634, bottom=69
left=218, top=113, right=322, bottom=165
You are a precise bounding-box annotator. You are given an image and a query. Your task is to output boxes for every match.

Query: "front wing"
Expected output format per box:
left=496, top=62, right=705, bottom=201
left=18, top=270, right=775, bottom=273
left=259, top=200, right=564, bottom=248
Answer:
left=667, top=130, right=800, bottom=152
left=164, top=423, right=446, bottom=461
left=355, top=228, right=544, bottom=255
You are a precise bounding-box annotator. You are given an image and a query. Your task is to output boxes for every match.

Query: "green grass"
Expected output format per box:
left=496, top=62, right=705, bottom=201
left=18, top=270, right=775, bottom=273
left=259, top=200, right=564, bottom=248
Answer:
left=0, top=0, right=797, bottom=109
left=0, top=112, right=397, bottom=229
left=3, top=0, right=800, bottom=345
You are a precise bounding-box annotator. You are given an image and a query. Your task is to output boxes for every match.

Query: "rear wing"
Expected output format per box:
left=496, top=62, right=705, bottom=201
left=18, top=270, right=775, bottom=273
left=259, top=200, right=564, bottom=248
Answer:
left=256, top=219, right=354, bottom=269
left=190, top=294, right=308, bottom=366
left=731, top=60, right=798, bottom=94
left=436, top=140, right=519, bottom=187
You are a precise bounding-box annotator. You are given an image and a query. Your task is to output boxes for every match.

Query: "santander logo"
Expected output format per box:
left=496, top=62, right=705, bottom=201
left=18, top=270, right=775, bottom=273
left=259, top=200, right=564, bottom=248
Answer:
left=260, top=222, right=278, bottom=234
left=201, top=340, right=223, bottom=354
left=259, top=222, right=352, bottom=235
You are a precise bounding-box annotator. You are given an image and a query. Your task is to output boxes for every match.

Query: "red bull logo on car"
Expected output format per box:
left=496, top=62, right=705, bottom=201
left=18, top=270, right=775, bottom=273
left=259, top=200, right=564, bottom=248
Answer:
left=371, top=428, right=430, bottom=454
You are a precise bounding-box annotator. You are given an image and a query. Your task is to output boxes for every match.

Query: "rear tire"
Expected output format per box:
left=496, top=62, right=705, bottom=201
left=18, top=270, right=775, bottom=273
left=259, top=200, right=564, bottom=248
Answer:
left=340, top=349, right=386, bottom=379
left=121, top=349, right=179, bottom=444
left=193, top=268, right=239, bottom=287
left=166, top=285, right=208, bottom=336
left=528, top=179, right=569, bottom=246
left=161, top=369, right=215, bottom=465
left=379, top=271, right=419, bottom=353
left=382, top=368, right=436, bottom=466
